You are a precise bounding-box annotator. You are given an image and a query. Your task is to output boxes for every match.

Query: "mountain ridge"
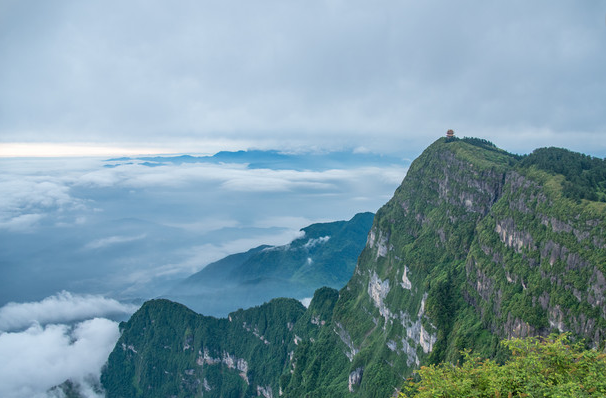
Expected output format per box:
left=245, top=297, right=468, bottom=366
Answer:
left=105, top=149, right=409, bottom=171
left=164, top=212, right=374, bottom=317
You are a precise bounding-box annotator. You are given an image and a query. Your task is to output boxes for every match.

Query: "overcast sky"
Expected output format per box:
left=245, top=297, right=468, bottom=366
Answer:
left=1, top=0, right=605, bottom=157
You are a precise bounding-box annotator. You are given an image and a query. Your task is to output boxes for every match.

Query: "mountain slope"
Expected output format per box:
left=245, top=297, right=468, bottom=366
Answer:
left=165, top=212, right=374, bottom=316
left=101, top=288, right=341, bottom=398
left=102, top=137, right=606, bottom=397
left=282, top=137, right=606, bottom=397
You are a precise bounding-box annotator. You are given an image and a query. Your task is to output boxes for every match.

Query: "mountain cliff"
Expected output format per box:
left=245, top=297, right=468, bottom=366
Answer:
left=101, top=137, right=606, bottom=397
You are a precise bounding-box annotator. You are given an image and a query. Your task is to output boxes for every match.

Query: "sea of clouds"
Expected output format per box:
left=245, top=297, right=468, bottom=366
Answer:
left=0, top=154, right=408, bottom=304
left=0, top=292, right=137, bottom=398
left=0, top=152, right=409, bottom=396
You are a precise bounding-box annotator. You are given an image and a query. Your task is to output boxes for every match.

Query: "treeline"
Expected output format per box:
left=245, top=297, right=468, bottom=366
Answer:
left=447, top=136, right=499, bottom=151
left=461, top=137, right=498, bottom=149
left=521, top=147, right=606, bottom=202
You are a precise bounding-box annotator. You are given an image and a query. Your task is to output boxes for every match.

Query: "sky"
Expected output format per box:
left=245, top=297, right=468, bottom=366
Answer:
left=1, top=0, right=605, bottom=158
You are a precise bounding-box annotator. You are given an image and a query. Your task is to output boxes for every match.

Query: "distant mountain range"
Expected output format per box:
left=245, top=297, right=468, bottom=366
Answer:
left=101, top=137, right=606, bottom=397
left=162, top=212, right=374, bottom=317
left=106, top=149, right=408, bottom=171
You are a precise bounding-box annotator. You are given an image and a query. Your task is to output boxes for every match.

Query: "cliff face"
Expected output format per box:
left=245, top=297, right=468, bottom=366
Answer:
left=282, top=138, right=606, bottom=397
left=102, top=138, right=606, bottom=398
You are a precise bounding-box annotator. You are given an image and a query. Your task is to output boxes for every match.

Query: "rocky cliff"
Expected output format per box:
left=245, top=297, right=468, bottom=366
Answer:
left=101, top=137, right=606, bottom=397
left=281, top=138, right=606, bottom=397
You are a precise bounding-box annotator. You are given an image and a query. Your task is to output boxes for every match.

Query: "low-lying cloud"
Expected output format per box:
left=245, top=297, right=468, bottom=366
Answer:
left=0, top=175, right=82, bottom=231
left=119, top=227, right=308, bottom=291
left=84, top=234, right=147, bottom=250
left=299, top=297, right=312, bottom=308
left=75, top=160, right=408, bottom=193
left=0, top=291, right=138, bottom=332
left=0, top=317, right=120, bottom=398
left=0, top=156, right=407, bottom=234
left=0, top=213, right=45, bottom=231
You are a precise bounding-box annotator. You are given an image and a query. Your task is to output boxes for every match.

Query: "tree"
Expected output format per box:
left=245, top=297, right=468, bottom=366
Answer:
left=400, top=334, right=606, bottom=397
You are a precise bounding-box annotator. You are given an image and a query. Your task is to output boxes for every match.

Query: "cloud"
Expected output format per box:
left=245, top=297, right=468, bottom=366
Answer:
left=0, top=143, right=177, bottom=158
left=0, top=155, right=406, bottom=234
left=0, top=1, right=604, bottom=156
left=0, top=317, right=119, bottom=398
left=252, top=216, right=314, bottom=230
left=0, top=213, right=45, bottom=231
left=74, top=160, right=408, bottom=195
left=75, top=162, right=246, bottom=189
left=118, top=228, right=309, bottom=296
left=304, top=236, right=331, bottom=249
left=0, top=291, right=138, bottom=332
left=0, top=161, right=90, bottom=231
left=84, top=234, right=147, bottom=250
left=0, top=292, right=137, bottom=397
left=0, top=178, right=72, bottom=211
left=164, top=218, right=241, bottom=233
left=0, top=154, right=404, bottom=307
left=299, top=297, right=312, bottom=308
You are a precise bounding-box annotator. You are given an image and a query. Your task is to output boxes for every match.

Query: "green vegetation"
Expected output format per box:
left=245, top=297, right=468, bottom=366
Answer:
left=520, top=147, right=606, bottom=202
left=101, top=298, right=307, bottom=398
left=400, top=334, right=606, bottom=397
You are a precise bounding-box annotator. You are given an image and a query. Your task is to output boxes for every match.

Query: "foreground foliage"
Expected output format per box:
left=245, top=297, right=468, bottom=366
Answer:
left=401, top=334, right=606, bottom=397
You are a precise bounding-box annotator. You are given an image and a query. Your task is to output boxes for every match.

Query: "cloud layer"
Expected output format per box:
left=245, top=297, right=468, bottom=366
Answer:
left=0, top=291, right=136, bottom=398
left=0, top=291, right=138, bottom=332
left=1, top=1, right=605, bottom=156
left=0, top=156, right=407, bottom=233
left=0, top=153, right=406, bottom=304
left=0, top=317, right=119, bottom=398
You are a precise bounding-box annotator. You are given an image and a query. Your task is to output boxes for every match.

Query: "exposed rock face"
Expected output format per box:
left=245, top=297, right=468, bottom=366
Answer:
left=348, top=367, right=364, bottom=392
left=257, top=385, right=273, bottom=398
left=462, top=153, right=606, bottom=347
left=495, top=218, right=536, bottom=253
left=368, top=271, right=391, bottom=322
left=368, top=227, right=391, bottom=258
left=334, top=322, right=359, bottom=361
left=306, top=138, right=606, bottom=397
left=504, top=313, right=537, bottom=339
left=549, top=305, right=566, bottom=332
left=401, top=266, right=412, bottom=290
